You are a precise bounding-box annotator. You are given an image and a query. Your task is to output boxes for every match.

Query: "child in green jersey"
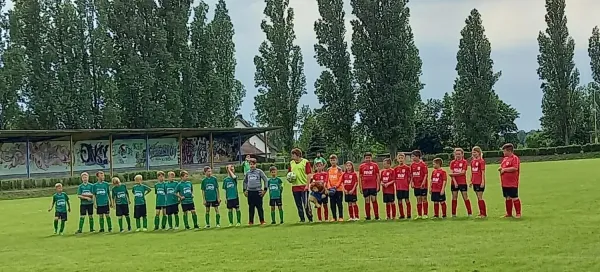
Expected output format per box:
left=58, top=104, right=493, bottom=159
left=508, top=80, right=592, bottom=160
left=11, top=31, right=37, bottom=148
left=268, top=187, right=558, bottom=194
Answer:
left=76, top=172, right=95, bottom=234
left=48, top=183, right=70, bottom=235
left=201, top=166, right=221, bottom=228
left=177, top=170, right=200, bottom=230
left=93, top=171, right=113, bottom=232
left=111, top=177, right=132, bottom=232
left=154, top=171, right=168, bottom=230
left=222, top=165, right=241, bottom=227
left=268, top=166, right=284, bottom=224
left=132, top=175, right=152, bottom=231
left=165, top=171, right=180, bottom=230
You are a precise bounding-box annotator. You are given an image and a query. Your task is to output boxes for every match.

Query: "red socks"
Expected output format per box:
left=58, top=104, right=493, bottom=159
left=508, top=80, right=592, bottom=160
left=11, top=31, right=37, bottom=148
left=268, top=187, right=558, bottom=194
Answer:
left=505, top=199, right=513, bottom=216
left=398, top=202, right=405, bottom=218
left=417, top=203, right=423, bottom=216
left=423, top=202, right=428, bottom=215
left=406, top=202, right=411, bottom=217
left=372, top=201, right=379, bottom=218
left=365, top=203, right=371, bottom=218
left=324, top=206, right=329, bottom=220
left=353, top=205, right=359, bottom=219
left=513, top=199, right=522, bottom=215
left=451, top=199, right=458, bottom=216
left=441, top=202, right=447, bottom=217
left=391, top=203, right=396, bottom=218
left=478, top=199, right=487, bottom=216
left=464, top=199, right=472, bottom=215
left=385, top=203, right=391, bottom=219
left=434, top=203, right=440, bottom=217
left=317, top=207, right=323, bottom=221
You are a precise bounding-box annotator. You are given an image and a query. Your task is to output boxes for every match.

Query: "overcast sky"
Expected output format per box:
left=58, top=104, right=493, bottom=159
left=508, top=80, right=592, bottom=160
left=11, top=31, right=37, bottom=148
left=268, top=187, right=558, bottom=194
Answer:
left=6, top=0, right=600, bottom=130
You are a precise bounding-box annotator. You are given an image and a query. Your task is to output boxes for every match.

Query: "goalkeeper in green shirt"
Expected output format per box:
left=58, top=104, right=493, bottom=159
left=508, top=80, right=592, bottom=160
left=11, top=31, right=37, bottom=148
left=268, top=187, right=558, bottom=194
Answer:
left=48, top=183, right=71, bottom=235
left=176, top=170, right=200, bottom=230
left=132, top=175, right=152, bottom=231
left=222, top=165, right=241, bottom=226
left=268, top=166, right=284, bottom=224
left=201, top=166, right=221, bottom=228
left=111, top=177, right=132, bottom=232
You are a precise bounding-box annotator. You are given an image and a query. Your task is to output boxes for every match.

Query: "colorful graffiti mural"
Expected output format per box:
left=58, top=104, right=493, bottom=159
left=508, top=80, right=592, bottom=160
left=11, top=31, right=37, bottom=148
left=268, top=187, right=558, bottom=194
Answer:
left=0, top=141, right=72, bottom=176
left=182, top=137, right=236, bottom=164
left=148, top=138, right=178, bottom=166
left=112, top=139, right=146, bottom=168
left=74, top=140, right=110, bottom=171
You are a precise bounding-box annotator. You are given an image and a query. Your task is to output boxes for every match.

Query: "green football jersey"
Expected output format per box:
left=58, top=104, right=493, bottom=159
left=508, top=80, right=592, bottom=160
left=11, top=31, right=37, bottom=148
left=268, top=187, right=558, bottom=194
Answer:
left=53, top=192, right=69, bottom=213
left=201, top=176, right=219, bottom=202
left=176, top=181, right=194, bottom=204
left=112, top=184, right=129, bottom=205
left=77, top=183, right=94, bottom=205
left=154, top=182, right=167, bottom=206
left=165, top=181, right=180, bottom=206
left=93, top=182, right=111, bottom=206
left=132, top=184, right=151, bottom=205
left=222, top=176, right=238, bottom=200
left=268, top=177, right=283, bottom=199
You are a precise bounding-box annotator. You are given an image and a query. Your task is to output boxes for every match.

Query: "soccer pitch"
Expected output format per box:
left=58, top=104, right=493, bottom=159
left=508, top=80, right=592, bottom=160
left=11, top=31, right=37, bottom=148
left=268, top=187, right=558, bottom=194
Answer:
left=1, top=159, right=599, bottom=272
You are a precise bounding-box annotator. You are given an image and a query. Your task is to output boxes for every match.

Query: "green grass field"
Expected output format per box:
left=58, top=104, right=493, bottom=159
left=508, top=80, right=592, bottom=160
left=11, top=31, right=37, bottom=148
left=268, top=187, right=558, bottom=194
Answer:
left=1, top=159, right=600, bottom=272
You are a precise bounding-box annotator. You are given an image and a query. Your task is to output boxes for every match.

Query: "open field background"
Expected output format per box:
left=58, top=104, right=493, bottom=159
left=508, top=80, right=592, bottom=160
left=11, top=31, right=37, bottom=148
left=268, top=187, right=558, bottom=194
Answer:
left=1, top=159, right=600, bottom=271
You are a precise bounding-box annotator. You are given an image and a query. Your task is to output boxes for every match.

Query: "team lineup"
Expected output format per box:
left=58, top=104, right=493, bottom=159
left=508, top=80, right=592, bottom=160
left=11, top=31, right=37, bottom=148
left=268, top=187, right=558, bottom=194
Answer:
left=48, top=143, right=522, bottom=235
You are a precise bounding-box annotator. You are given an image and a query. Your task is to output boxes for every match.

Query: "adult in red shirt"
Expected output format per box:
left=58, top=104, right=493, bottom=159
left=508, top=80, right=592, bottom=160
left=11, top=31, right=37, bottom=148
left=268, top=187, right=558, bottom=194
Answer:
left=394, top=153, right=411, bottom=219
left=359, top=152, right=380, bottom=220
left=470, top=146, right=487, bottom=217
left=410, top=150, right=429, bottom=219
left=449, top=148, right=472, bottom=217
left=380, top=158, right=396, bottom=220
left=430, top=158, right=448, bottom=218
left=499, top=143, right=522, bottom=218
left=342, top=161, right=359, bottom=221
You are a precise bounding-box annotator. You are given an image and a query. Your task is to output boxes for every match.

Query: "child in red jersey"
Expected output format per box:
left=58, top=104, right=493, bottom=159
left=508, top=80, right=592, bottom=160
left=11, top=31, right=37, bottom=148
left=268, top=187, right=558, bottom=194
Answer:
left=430, top=158, right=448, bottom=219
left=470, top=146, right=487, bottom=218
left=410, top=150, right=428, bottom=219
left=380, top=158, right=396, bottom=220
left=499, top=143, right=521, bottom=218
left=311, top=161, right=329, bottom=222
left=394, top=153, right=411, bottom=219
left=342, top=161, right=359, bottom=221
left=359, top=152, right=380, bottom=220
left=449, top=148, right=472, bottom=217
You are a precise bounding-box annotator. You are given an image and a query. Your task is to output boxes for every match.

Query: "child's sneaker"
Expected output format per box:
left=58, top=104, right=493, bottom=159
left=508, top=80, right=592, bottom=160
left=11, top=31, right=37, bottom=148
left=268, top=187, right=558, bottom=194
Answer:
left=413, top=216, right=421, bottom=220
left=174, top=227, right=179, bottom=230
left=365, top=217, right=371, bottom=221
left=75, top=230, right=82, bottom=234
left=99, top=229, right=105, bottom=233
left=399, top=216, right=405, bottom=219
left=205, top=225, right=211, bottom=229
left=216, top=224, right=221, bottom=228
left=194, top=225, right=200, bottom=230
left=235, top=223, right=241, bottom=227
left=108, top=228, right=112, bottom=232
left=280, top=221, right=284, bottom=224
left=422, top=215, right=429, bottom=219
left=119, top=229, right=124, bottom=233
left=515, top=214, right=522, bottom=219
left=53, top=231, right=58, bottom=235
left=136, top=228, right=141, bottom=232
left=338, top=218, right=344, bottom=222
left=260, top=221, right=266, bottom=225
left=329, top=219, right=336, bottom=222
left=271, top=221, right=276, bottom=225
left=59, top=232, right=64, bottom=236
left=229, top=223, right=233, bottom=227
left=142, top=228, right=148, bottom=232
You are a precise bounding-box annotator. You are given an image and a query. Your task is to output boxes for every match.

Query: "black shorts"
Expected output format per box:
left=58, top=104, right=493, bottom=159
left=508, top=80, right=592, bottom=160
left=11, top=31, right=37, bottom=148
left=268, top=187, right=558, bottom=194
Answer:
left=383, top=193, right=395, bottom=203
left=166, top=204, right=179, bottom=215
left=155, top=205, right=165, bottom=210
left=502, top=187, right=518, bottom=198
left=116, top=204, right=130, bottom=217
left=181, top=203, right=196, bottom=212
left=473, top=184, right=485, bottom=192
left=269, top=198, right=283, bottom=207
left=205, top=201, right=220, bottom=208
left=134, top=204, right=147, bottom=219
left=344, top=194, right=357, bottom=203
left=55, top=211, right=68, bottom=221
left=396, top=190, right=409, bottom=200
left=431, top=192, right=446, bottom=202
left=451, top=184, right=468, bottom=192
left=413, top=188, right=427, bottom=197
left=227, top=198, right=240, bottom=209
left=97, top=205, right=110, bottom=215
left=362, top=188, right=377, bottom=197
left=80, top=204, right=94, bottom=216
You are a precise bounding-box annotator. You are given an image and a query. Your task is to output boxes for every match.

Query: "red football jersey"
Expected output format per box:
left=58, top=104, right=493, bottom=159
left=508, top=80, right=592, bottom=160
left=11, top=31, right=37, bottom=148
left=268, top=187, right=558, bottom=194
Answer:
left=470, top=158, right=486, bottom=185
left=380, top=168, right=395, bottom=194
left=500, top=155, right=520, bottom=188
left=342, top=172, right=358, bottom=193
left=359, top=162, right=379, bottom=189
left=430, top=168, right=447, bottom=193
left=312, top=172, right=328, bottom=188
left=449, top=159, right=468, bottom=185
left=394, top=164, right=411, bottom=191
left=410, top=161, right=428, bottom=189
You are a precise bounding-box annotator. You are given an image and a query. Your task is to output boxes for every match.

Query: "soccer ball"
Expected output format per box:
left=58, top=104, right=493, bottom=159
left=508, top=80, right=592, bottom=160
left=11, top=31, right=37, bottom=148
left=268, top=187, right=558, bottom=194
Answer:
left=286, top=172, right=297, bottom=183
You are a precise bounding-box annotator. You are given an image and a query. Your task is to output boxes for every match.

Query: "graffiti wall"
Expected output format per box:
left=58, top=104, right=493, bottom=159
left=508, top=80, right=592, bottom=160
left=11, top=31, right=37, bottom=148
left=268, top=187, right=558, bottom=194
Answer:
left=182, top=137, right=237, bottom=164
left=0, top=141, right=71, bottom=176
left=148, top=138, right=178, bottom=166
left=112, top=139, right=146, bottom=168
left=74, top=140, right=110, bottom=171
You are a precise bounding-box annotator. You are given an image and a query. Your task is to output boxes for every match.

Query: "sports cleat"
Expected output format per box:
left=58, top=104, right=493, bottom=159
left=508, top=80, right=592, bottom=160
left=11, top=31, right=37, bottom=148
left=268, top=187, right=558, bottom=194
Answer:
left=216, top=224, right=221, bottom=228
left=235, top=223, right=241, bottom=227
left=75, top=230, right=82, bottom=234
left=422, top=215, right=429, bottom=219
left=108, top=228, right=112, bottom=232
left=413, top=216, right=421, bottom=220
left=399, top=216, right=405, bottom=220
left=329, top=219, right=336, bottom=222
left=90, top=229, right=95, bottom=233
left=53, top=231, right=58, bottom=235
left=432, top=216, right=439, bottom=219
left=99, top=229, right=105, bottom=233
left=59, top=232, right=64, bottom=236
left=515, top=214, right=522, bottom=219
left=248, top=222, right=254, bottom=225
left=142, top=228, right=148, bottom=232
left=136, top=229, right=141, bottom=232
left=271, top=222, right=276, bottom=225
left=205, top=225, right=211, bottom=229
left=407, top=216, right=411, bottom=219
left=194, top=225, right=200, bottom=230
left=229, top=224, right=233, bottom=227
left=338, top=218, right=344, bottom=222
left=502, top=214, right=512, bottom=218
left=185, top=226, right=191, bottom=230
left=174, top=227, right=179, bottom=230
left=452, top=215, right=457, bottom=218
left=259, top=221, right=266, bottom=226
left=365, top=217, right=371, bottom=221
left=119, top=230, right=125, bottom=233
left=280, top=221, right=284, bottom=224
left=375, top=217, right=380, bottom=221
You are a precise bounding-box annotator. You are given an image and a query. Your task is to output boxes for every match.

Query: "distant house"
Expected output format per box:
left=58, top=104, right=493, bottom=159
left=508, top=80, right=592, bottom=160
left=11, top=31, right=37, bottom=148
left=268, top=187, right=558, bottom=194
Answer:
left=235, top=115, right=279, bottom=161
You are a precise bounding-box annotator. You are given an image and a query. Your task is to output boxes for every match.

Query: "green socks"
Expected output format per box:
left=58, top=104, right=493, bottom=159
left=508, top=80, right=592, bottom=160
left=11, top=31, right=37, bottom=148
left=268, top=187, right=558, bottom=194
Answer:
left=279, top=209, right=284, bottom=223
left=89, top=217, right=94, bottom=231
left=271, top=211, right=276, bottom=223
left=118, top=217, right=123, bottom=231
left=216, top=214, right=221, bottom=225
left=192, top=213, right=199, bottom=227
left=236, top=210, right=241, bottom=224
left=106, top=217, right=112, bottom=230
left=205, top=213, right=210, bottom=225
left=228, top=211, right=234, bottom=224
left=143, top=217, right=148, bottom=228
left=161, top=215, right=167, bottom=229
left=125, top=216, right=131, bottom=230
left=154, top=216, right=160, bottom=229
left=136, top=218, right=141, bottom=229
left=183, top=213, right=190, bottom=228
left=167, top=215, right=173, bottom=228
left=59, top=220, right=65, bottom=233
left=54, top=220, right=58, bottom=232
left=174, top=214, right=180, bottom=227
left=99, top=217, right=105, bottom=230
left=78, top=217, right=84, bottom=231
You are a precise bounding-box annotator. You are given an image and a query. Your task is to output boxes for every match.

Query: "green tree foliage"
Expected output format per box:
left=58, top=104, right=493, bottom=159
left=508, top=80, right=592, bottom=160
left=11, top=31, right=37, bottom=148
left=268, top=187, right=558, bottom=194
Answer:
left=351, top=0, right=423, bottom=155
left=0, top=0, right=23, bottom=129
left=590, top=26, right=600, bottom=85
left=537, top=0, right=581, bottom=145
left=313, top=0, right=355, bottom=150
left=254, top=0, right=307, bottom=152
left=413, top=99, right=445, bottom=154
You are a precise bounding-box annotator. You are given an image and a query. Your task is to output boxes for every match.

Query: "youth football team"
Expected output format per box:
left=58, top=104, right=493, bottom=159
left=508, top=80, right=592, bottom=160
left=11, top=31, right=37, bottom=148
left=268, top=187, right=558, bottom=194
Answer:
left=48, top=143, right=522, bottom=235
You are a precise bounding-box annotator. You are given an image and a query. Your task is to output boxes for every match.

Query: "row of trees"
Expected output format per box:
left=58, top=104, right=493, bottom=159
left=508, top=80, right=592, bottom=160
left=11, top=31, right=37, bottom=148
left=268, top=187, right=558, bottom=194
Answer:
left=0, top=0, right=244, bottom=130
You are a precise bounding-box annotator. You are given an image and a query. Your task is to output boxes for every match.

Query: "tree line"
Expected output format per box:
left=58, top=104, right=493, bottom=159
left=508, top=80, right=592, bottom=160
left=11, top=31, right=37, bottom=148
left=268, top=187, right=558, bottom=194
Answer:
left=0, top=0, right=599, bottom=157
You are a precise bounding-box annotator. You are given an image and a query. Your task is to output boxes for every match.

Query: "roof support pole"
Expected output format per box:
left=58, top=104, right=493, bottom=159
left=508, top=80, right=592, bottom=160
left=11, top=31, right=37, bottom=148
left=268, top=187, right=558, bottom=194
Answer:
left=145, top=133, right=150, bottom=171
left=209, top=133, right=214, bottom=169
left=179, top=132, right=183, bottom=170
left=70, top=134, right=74, bottom=177
left=264, top=131, right=268, bottom=161
left=109, top=134, right=114, bottom=177
left=238, top=132, right=242, bottom=164
left=25, top=136, right=31, bottom=179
